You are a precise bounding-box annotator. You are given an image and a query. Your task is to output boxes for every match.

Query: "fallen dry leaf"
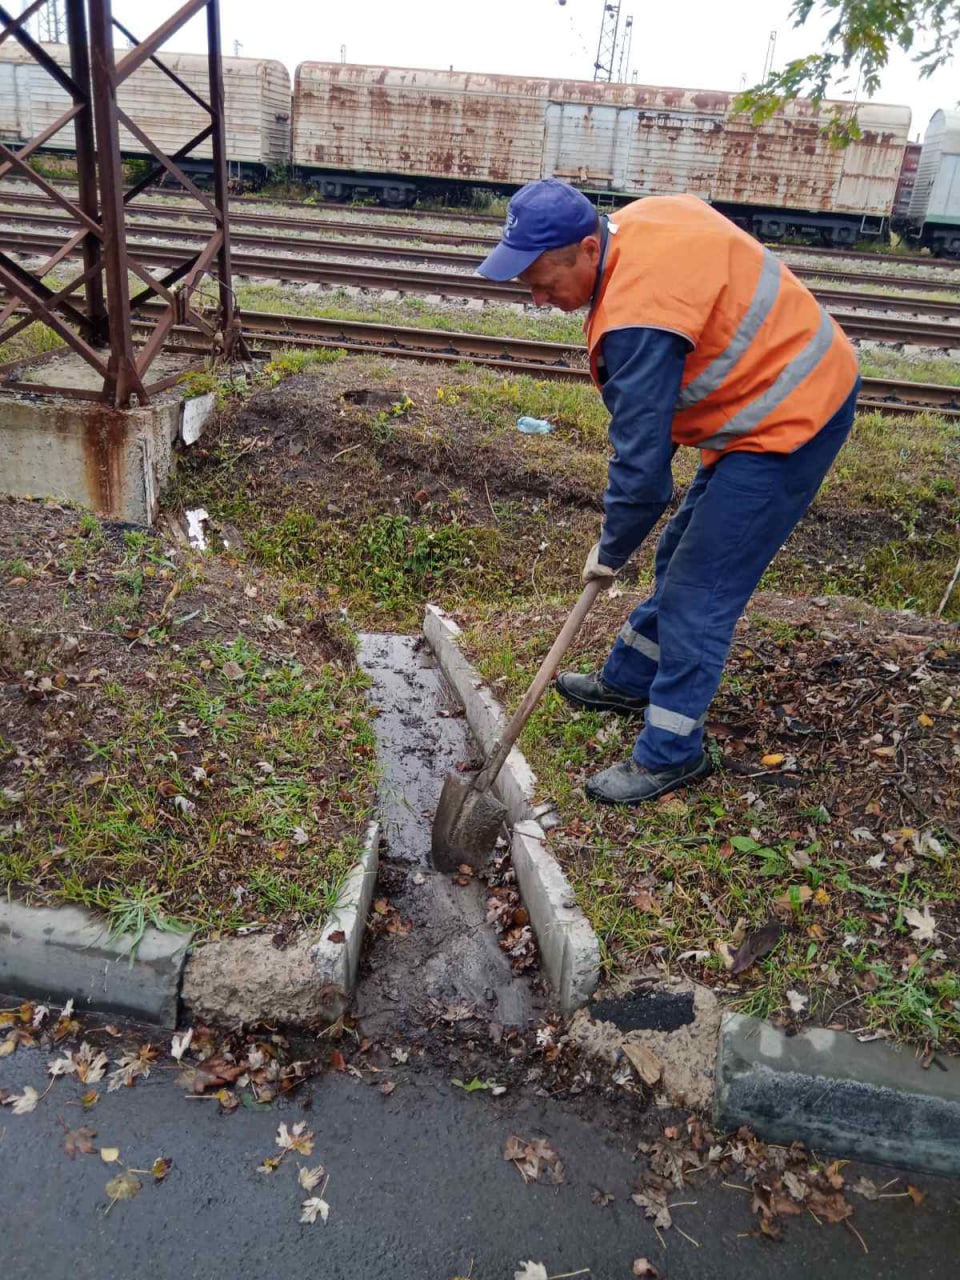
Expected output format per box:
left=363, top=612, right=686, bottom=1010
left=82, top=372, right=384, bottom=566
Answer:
left=298, top=1165, right=326, bottom=1192
left=63, top=1125, right=97, bottom=1158
left=513, top=1265, right=548, bottom=1280
left=852, top=1176, right=878, bottom=1200
left=170, top=1029, right=193, bottom=1062
left=300, top=1195, right=330, bottom=1225
left=100, top=1147, right=121, bottom=1164
left=105, top=1170, right=141, bottom=1204
left=774, top=884, right=813, bottom=914
left=631, top=1186, right=672, bottom=1230
left=152, top=1157, right=172, bottom=1182
left=276, top=1121, right=314, bottom=1157
left=6, top=1085, right=40, bottom=1114
left=907, top=1184, right=926, bottom=1206
left=503, top=1134, right=564, bottom=1185
left=903, top=905, right=937, bottom=944
left=731, top=922, right=783, bottom=975
left=633, top=1261, right=661, bottom=1278
left=622, top=1041, right=662, bottom=1087
left=761, top=753, right=785, bottom=767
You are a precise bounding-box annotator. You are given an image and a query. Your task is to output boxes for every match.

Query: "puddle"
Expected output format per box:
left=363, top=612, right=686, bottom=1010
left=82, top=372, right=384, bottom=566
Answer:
left=356, top=634, right=542, bottom=1034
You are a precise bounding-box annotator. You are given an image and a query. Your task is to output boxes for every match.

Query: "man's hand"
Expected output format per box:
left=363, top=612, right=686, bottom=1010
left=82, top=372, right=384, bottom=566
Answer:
left=582, top=541, right=619, bottom=584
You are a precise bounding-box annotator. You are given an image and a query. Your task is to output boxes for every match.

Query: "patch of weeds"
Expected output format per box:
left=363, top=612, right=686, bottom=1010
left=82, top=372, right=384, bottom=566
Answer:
left=860, top=960, right=960, bottom=1045
left=236, top=282, right=586, bottom=346
left=1, top=606, right=378, bottom=936
left=0, top=557, right=32, bottom=580
left=463, top=595, right=960, bottom=1049
left=457, top=371, right=608, bottom=449
left=858, top=348, right=960, bottom=389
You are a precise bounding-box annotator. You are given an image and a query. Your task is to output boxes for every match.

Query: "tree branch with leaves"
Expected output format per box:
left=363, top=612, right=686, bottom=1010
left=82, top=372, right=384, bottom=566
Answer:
left=734, top=1, right=960, bottom=141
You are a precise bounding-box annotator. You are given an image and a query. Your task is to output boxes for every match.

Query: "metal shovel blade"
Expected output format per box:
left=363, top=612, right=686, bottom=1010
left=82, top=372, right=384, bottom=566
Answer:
left=431, top=770, right=507, bottom=873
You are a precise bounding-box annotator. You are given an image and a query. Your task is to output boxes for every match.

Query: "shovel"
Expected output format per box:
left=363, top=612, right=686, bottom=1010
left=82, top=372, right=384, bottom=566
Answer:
left=431, top=579, right=604, bottom=872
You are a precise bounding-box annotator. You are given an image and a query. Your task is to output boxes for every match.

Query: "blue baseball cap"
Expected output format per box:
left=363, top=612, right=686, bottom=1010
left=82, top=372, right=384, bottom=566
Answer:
left=477, top=179, right=600, bottom=281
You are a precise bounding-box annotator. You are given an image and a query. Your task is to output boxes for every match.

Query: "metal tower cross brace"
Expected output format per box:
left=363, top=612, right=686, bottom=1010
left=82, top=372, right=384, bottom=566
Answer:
left=0, top=0, right=248, bottom=408
left=593, top=0, right=621, bottom=82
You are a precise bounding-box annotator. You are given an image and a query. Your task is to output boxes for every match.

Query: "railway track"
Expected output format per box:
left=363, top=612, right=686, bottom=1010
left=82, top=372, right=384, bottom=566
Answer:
left=11, top=178, right=959, bottom=268
left=3, top=201, right=959, bottom=302
left=3, top=299, right=957, bottom=416
left=5, top=225, right=960, bottom=347
left=62, top=306, right=960, bottom=418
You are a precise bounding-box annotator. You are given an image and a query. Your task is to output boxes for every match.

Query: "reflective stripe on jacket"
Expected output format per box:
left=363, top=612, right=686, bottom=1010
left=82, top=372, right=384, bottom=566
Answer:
left=585, top=195, right=859, bottom=463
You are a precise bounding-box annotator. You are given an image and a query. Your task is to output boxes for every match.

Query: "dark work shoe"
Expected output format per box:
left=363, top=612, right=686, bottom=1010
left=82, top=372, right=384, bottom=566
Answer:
left=585, top=754, right=713, bottom=806
left=554, top=671, right=648, bottom=715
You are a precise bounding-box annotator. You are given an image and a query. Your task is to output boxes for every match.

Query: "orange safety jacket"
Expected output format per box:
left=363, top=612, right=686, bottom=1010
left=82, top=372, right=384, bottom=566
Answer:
left=584, top=195, right=859, bottom=464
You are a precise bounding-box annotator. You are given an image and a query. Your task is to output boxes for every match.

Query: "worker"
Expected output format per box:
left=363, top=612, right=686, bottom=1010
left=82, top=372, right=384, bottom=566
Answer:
left=477, top=179, right=859, bottom=806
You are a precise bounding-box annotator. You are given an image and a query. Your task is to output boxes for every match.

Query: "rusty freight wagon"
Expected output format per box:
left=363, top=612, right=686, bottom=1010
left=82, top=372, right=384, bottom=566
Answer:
left=0, top=42, right=290, bottom=184
left=293, top=62, right=911, bottom=242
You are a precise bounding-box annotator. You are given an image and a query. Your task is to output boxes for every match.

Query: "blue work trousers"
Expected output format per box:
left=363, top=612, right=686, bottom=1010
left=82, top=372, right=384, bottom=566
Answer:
left=602, top=381, right=859, bottom=770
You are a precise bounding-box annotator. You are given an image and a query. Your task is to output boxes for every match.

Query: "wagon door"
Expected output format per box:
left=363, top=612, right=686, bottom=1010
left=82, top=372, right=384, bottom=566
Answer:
left=543, top=101, right=621, bottom=189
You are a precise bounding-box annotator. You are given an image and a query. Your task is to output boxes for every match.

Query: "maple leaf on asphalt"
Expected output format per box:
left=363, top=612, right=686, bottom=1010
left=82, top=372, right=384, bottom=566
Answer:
left=298, top=1165, right=326, bottom=1191
left=6, top=1085, right=40, bottom=1114
left=105, top=1170, right=141, bottom=1206
left=75, top=1042, right=109, bottom=1083
left=852, top=1176, right=879, bottom=1200
left=107, top=1046, right=156, bottom=1092
left=299, top=1196, right=330, bottom=1225
left=276, top=1121, right=314, bottom=1157
left=631, top=1187, right=673, bottom=1230
left=513, top=1264, right=548, bottom=1280
left=63, top=1125, right=97, bottom=1157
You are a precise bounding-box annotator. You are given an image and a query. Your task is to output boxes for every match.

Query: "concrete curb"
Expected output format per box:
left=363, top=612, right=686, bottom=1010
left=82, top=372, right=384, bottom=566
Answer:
left=423, top=605, right=600, bottom=1013
left=0, top=899, right=192, bottom=1028
left=1, top=821, right=379, bottom=1030
left=715, top=1012, right=960, bottom=1175
left=181, top=821, right=380, bottom=1026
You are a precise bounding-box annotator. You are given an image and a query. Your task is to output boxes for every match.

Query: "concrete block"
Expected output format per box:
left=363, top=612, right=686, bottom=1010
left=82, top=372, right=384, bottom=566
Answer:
left=423, top=604, right=600, bottom=1012
left=423, top=605, right=538, bottom=822
left=311, top=820, right=381, bottom=1018
left=512, top=821, right=600, bottom=1014
left=0, top=899, right=191, bottom=1028
left=0, top=393, right=181, bottom=524
left=716, top=1012, right=960, bottom=1175
left=182, top=822, right=380, bottom=1026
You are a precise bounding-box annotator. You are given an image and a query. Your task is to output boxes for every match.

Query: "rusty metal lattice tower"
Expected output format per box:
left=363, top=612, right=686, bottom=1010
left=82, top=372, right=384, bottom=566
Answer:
left=593, top=1, right=621, bottom=82
left=0, top=0, right=246, bottom=408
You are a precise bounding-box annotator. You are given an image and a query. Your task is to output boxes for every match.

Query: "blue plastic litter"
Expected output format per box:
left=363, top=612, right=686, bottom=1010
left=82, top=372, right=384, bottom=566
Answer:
left=516, top=416, right=554, bottom=434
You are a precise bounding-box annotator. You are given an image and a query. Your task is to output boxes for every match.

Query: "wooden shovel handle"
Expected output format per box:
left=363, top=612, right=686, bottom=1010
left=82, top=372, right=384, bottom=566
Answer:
left=474, top=578, right=604, bottom=793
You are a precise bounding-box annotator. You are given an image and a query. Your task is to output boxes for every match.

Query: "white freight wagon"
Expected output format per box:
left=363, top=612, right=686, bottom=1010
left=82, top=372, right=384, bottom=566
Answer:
left=907, top=110, right=960, bottom=255
left=0, top=43, right=290, bottom=182
left=292, top=62, right=910, bottom=242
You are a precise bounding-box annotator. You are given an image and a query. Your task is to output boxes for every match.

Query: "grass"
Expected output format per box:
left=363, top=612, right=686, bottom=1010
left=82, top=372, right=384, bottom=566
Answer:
left=461, top=599, right=960, bottom=1049
left=178, top=356, right=958, bottom=625
left=236, top=283, right=587, bottom=346
left=0, top=509, right=378, bottom=939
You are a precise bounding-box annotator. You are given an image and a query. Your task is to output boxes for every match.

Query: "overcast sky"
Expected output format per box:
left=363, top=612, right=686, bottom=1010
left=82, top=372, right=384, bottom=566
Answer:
left=109, top=2, right=959, bottom=142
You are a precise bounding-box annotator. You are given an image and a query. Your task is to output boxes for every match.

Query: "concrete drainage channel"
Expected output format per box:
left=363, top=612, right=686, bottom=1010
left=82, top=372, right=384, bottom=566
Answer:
left=2, top=605, right=960, bottom=1176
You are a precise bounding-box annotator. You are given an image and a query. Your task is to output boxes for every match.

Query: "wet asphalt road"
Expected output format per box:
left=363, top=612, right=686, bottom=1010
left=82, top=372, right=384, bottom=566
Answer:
left=3, top=1033, right=960, bottom=1280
